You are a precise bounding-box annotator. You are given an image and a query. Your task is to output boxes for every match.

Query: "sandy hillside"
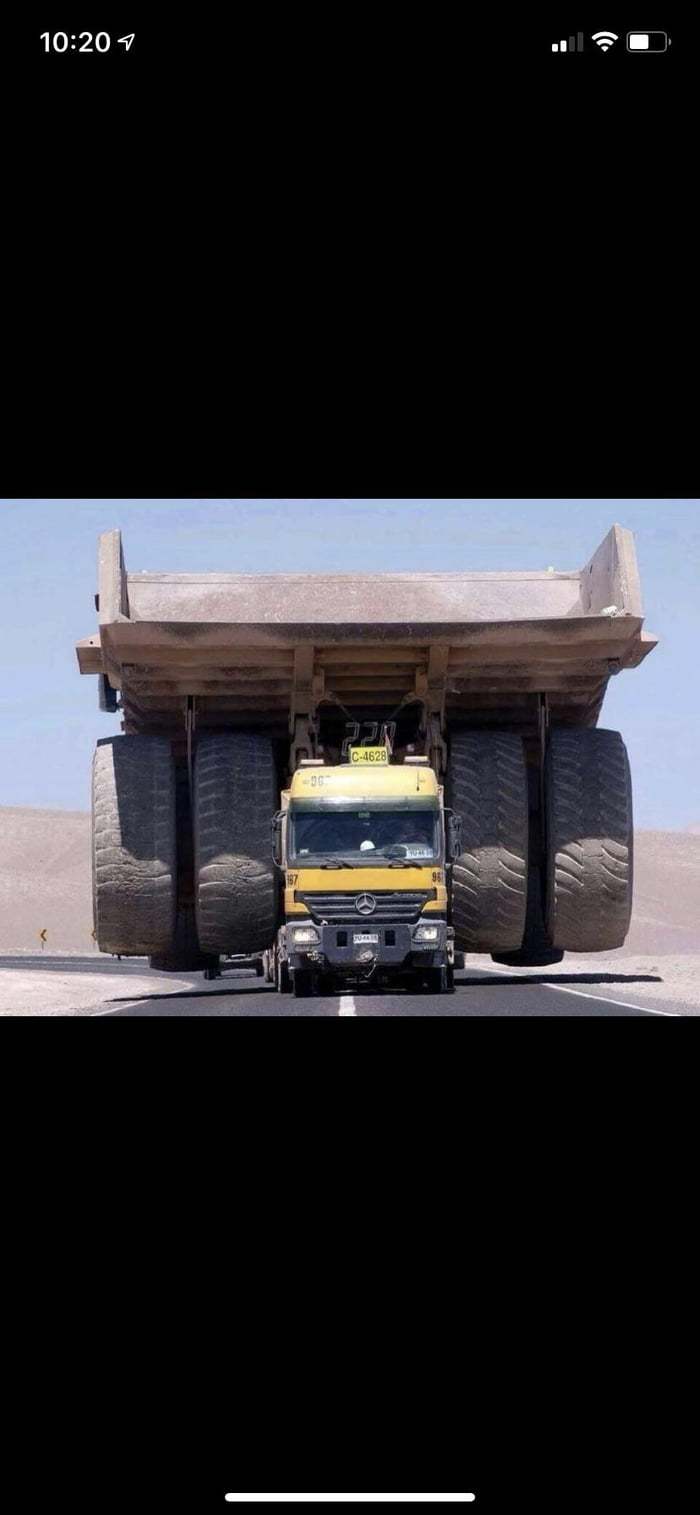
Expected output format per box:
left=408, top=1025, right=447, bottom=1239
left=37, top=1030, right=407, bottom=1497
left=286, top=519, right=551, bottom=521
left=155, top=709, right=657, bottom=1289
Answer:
left=0, top=807, right=698, bottom=956
left=0, top=808, right=93, bottom=953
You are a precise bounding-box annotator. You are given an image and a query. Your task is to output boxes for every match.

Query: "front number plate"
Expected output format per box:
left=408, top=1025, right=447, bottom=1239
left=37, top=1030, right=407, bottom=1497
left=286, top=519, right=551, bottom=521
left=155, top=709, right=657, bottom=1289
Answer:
left=353, top=933, right=379, bottom=944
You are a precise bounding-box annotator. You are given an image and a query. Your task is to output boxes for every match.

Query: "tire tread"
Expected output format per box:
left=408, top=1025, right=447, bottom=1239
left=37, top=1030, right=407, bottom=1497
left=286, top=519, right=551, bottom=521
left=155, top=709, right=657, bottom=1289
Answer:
left=545, top=728, right=633, bottom=952
left=448, top=732, right=528, bottom=951
left=193, top=733, right=278, bottom=955
left=92, top=736, right=176, bottom=955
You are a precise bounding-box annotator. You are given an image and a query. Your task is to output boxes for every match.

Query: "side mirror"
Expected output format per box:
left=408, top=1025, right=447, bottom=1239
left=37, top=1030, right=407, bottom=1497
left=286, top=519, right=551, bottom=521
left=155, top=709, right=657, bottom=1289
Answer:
left=445, top=808, right=462, bottom=861
left=271, top=811, right=284, bottom=869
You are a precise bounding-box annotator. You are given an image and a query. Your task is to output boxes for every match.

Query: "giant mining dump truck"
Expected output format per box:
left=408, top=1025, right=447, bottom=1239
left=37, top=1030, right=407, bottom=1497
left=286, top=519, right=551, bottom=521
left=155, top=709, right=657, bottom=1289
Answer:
left=76, top=526, right=657, bottom=997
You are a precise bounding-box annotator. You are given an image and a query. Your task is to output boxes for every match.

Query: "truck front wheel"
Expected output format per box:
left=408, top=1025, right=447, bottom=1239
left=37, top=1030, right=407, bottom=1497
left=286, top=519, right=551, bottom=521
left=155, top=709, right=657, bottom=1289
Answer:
left=417, top=965, right=454, bottom=993
left=274, top=942, right=292, bottom=993
left=292, top=968, right=314, bottom=998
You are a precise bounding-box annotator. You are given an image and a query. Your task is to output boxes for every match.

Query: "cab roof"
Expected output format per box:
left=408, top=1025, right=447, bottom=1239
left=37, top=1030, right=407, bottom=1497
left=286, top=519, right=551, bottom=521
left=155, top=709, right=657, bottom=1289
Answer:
left=289, top=762, right=439, bottom=800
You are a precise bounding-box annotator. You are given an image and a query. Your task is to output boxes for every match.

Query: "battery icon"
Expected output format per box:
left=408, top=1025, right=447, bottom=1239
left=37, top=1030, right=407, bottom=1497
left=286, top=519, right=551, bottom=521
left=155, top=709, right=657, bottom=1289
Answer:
left=627, top=32, right=669, bottom=51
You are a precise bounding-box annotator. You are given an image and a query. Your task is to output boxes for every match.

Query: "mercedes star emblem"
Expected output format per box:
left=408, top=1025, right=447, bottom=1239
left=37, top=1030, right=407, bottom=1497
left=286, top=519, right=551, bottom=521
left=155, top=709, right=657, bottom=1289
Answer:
left=355, top=893, right=377, bottom=915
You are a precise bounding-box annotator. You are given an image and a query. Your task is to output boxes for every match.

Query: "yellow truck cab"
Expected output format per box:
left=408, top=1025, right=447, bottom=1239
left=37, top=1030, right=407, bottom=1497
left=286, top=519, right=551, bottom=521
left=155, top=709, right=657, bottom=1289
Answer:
left=271, top=749, right=460, bottom=996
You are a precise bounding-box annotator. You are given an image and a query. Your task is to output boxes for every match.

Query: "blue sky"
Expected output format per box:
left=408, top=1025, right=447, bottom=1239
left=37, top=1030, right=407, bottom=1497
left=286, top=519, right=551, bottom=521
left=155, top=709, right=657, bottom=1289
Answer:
left=1, top=498, right=698, bottom=829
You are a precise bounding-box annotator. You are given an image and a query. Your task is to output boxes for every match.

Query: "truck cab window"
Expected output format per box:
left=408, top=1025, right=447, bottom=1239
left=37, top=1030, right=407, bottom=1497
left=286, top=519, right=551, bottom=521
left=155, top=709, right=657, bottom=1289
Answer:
left=290, top=810, right=439, bottom=860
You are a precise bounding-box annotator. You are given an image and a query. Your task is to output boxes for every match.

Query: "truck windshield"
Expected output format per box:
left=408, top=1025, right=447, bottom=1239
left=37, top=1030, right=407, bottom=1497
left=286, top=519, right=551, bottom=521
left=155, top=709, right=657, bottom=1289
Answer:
left=289, top=810, right=439, bottom=862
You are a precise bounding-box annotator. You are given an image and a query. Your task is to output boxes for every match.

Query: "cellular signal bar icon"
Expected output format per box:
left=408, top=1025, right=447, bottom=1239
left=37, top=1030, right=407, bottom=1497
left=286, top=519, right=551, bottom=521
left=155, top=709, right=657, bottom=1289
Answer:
left=552, top=33, right=584, bottom=52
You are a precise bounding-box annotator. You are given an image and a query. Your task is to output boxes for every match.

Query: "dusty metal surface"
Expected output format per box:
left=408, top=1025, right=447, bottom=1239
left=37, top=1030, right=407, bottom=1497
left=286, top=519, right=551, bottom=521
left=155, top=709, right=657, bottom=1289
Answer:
left=77, top=526, right=657, bottom=736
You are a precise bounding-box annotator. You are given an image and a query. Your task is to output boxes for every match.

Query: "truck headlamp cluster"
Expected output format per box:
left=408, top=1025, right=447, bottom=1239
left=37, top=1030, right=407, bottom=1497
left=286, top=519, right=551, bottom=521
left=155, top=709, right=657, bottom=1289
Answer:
left=413, top=924, right=440, bottom=942
left=292, top=926, right=320, bottom=944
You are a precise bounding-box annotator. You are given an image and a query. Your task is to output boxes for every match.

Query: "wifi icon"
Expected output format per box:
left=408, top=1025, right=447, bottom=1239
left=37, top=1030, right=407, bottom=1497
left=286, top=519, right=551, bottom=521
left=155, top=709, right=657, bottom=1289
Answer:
left=592, top=31, right=619, bottom=51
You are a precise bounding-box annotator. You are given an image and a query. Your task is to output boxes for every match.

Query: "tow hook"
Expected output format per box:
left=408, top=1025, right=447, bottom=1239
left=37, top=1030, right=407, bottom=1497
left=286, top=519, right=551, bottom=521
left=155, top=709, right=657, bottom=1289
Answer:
left=357, top=948, right=378, bottom=983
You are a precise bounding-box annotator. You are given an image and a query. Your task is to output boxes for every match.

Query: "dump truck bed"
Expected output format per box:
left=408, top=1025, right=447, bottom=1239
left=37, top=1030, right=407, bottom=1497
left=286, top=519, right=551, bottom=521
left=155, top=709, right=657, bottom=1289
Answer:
left=76, top=525, right=657, bottom=736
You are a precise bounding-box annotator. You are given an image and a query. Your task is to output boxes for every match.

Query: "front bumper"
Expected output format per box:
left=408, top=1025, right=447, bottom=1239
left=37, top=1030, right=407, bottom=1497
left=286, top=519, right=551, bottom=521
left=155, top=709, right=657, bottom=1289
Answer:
left=287, top=920, right=452, bottom=971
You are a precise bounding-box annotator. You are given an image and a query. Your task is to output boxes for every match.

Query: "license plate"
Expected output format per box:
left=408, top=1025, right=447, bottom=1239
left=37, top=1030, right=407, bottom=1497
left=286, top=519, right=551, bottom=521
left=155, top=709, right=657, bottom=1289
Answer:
left=349, top=747, right=388, bottom=764
left=353, top=932, right=379, bottom=944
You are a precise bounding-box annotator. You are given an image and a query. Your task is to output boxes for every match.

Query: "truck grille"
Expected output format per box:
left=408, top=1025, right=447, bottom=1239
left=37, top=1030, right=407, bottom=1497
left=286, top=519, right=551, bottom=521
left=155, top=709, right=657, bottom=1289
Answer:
left=297, top=890, right=435, bottom=925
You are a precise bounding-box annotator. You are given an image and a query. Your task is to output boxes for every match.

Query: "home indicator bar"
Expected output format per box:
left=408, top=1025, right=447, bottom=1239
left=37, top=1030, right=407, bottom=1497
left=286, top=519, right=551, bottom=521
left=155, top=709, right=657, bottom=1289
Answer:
left=225, top=1500, right=477, bottom=1506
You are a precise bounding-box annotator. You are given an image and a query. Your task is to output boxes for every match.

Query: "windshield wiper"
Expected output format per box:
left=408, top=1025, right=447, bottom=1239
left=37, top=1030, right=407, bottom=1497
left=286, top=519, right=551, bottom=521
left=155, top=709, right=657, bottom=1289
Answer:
left=388, top=860, right=424, bottom=868
left=319, top=856, right=354, bottom=869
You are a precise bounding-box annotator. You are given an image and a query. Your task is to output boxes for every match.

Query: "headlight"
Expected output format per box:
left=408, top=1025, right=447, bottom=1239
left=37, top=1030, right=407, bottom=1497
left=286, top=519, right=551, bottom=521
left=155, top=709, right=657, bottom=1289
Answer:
left=413, top=924, right=439, bottom=942
left=292, top=926, right=320, bottom=944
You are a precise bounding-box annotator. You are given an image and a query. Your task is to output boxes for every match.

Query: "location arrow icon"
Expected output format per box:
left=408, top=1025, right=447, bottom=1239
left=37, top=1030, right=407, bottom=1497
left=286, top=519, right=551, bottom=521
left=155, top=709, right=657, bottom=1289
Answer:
left=117, top=34, right=135, bottom=51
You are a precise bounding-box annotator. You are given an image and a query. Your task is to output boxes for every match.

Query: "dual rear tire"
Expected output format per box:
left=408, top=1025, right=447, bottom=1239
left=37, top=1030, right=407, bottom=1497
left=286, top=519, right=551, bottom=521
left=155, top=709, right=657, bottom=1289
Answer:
left=92, top=731, right=279, bottom=963
left=491, top=866, right=564, bottom=968
left=448, top=727, right=633, bottom=959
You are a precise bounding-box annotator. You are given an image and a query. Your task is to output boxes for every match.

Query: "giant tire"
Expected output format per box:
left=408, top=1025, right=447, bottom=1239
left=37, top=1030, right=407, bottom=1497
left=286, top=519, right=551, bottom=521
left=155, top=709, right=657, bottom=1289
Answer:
left=193, top=733, right=279, bottom=956
left=92, top=736, right=177, bottom=955
left=544, top=728, right=633, bottom=952
left=149, top=907, right=219, bottom=973
left=491, top=866, right=564, bottom=968
left=447, top=732, right=529, bottom=953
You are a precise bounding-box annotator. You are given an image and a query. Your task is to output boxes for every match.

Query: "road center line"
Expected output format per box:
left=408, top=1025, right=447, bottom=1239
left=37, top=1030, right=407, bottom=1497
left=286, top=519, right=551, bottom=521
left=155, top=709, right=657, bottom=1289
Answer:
left=338, top=994, right=357, bottom=1016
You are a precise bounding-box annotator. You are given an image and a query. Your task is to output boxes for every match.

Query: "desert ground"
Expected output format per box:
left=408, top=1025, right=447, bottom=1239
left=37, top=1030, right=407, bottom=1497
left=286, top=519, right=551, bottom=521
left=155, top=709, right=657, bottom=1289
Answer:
left=0, top=807, right=698, bottom=1013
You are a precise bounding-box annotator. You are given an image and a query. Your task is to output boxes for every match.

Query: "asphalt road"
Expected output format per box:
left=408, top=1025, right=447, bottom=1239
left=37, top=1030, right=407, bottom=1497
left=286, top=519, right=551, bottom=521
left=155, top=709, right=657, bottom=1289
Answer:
left=1, top=956, right=683, bottom=1014
left=1, top=955, right=170, bottom=975
left=0, top=956, right=678, bottom=1015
